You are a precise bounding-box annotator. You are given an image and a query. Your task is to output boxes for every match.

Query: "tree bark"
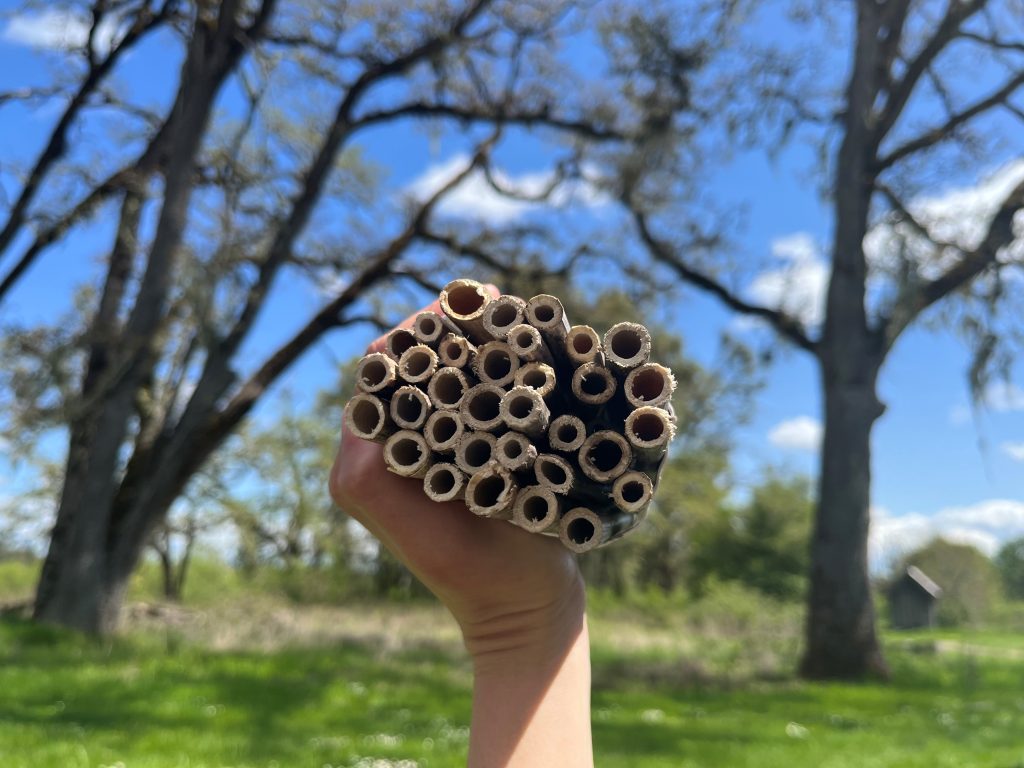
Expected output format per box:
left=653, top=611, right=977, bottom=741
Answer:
left=800, top=355, right=889, bottom=679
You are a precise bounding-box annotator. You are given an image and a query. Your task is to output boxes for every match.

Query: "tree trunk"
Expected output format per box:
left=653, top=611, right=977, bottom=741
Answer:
left=800, top=356, right=889, bottom=679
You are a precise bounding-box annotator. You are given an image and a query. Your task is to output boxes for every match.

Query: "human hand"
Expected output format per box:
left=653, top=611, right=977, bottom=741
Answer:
left=328, top=286, right=585, bottom=657
left=329, top=284, right=593, bottom=767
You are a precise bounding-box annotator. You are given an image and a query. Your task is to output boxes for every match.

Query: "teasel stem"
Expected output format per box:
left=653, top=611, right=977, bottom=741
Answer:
left=624, top=406, right=675, bottom=465
left=623, top=363, right=676, bottom=410
left=514, top=362, right=557, bottom=401
left=499, top=385, right=550, bottom=438
left=512, top=486, right=562, bottom=533
left=343, top=393, right=395, bottom=444
left=603, top=322, right=651, bottom=376
left=570, top=363, right=617, bottom=408
left=413, top=310, right=460, bottom=347
left=482, top=294, right=526, bottom=340
left=565, top=325, right=604, bottom=368
left=534, top=452, right=577, bottom=495
left=354, top=352, right=398, bottom=395
left=459, top=383, right=505, bottom=432
left=465, top=464, right=517, bottom=519
left=423, top=462, right=467, bottom=503
left=507, top=323, right=555, bottom=366
left=495, top=431, right=537, bottom=473
left=423, top=410, right=465, bottom=454
left=384, top=327, right=418, bottom=362
left=390, top=385, right=433, bottom=430
left=436, top=333, right=476, bottom=369
left=473, top=340, right=520, bottom=387
left=454, top=431, right=498, bottom=476
left=578, top=430, right=632, bottom=483
left=559, top=506, right=639, bottom=553
left=398, top=344, right=439, bottom=385
left=383, top=430, right=432, bottom=478
left=427, top=366, right=473, bottom=411
left=547, top=414, right=586, bottom=454
left=440, top=278, right=494, bottom=344
left=611, top=470, right=654, bottom=515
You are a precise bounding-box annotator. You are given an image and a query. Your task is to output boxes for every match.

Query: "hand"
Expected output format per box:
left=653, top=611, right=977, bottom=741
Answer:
left=328, top=287, right=584, bottom=652
left=329, top=286, right=593, bottom=768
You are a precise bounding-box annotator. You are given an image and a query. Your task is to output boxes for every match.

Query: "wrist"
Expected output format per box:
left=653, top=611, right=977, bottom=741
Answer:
left=459, top=574, right=587, bottom=673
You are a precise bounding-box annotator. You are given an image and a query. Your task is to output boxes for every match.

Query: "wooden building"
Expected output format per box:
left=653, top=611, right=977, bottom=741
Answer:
left=888, top=566, right=942, bottom=630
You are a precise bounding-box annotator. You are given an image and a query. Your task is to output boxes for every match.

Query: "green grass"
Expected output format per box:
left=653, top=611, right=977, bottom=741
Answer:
left=2, top=615, right=1024, bottom=768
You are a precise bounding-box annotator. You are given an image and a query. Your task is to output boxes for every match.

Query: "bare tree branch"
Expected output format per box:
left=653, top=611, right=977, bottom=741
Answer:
left=631, top=209, right=818, bottom=354
left=877, top=69, right=1024, bottom=169
left=354, top=101, right=626, bottom=140
left=879, top=175, right=1024, bottom=347
left=0, top=0, right=176, bottom=261
left=873, top=0, right=984, bottom=144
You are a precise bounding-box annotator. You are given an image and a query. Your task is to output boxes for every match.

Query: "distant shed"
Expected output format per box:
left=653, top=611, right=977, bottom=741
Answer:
left=888, top=566, right=942, bottom=630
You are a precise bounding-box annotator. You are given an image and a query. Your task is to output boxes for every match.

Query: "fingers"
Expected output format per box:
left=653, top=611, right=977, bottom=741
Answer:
left=365, top=282, right=503, bottom=354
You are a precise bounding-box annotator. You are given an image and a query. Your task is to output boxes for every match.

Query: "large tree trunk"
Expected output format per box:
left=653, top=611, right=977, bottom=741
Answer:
left=800, top=356, right=889, bottom=679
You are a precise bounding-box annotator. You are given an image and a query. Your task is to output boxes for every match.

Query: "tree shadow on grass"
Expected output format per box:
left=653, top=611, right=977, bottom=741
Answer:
left=0, top=618, right=473, bottom=765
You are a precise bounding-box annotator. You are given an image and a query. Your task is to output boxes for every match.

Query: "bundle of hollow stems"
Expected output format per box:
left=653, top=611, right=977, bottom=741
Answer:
left=342, top=279, right=676, bottom=553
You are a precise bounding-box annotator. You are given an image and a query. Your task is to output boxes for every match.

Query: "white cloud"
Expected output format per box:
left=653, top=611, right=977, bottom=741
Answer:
left=983, top=381, right=1024, bottom=412
left=746, top=232, right=829, bottom=328
left=865, top=160, right=1024, bottom=282
left=1002, top=442, right=1024, bottom=462
left=402, top=153, right=607, bottom=224
left=767, top=416, right=822, bottom=452
left=747, top=162, right=1024, bottom=336
left=871, top=499, right=1024, bottom=571
left=1, top=9, right=123, bottom=56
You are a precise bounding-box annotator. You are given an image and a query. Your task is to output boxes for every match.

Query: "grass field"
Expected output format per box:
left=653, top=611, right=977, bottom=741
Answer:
left=2, top=599, right=1024, bottom=768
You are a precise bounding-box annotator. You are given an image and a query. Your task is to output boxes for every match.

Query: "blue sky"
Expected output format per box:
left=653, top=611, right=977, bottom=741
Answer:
left=1, top=2, right=1023, bottom=568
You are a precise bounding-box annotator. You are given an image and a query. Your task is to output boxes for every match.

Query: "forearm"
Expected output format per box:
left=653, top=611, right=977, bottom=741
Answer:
left=463, top=587, right=593, bottom=768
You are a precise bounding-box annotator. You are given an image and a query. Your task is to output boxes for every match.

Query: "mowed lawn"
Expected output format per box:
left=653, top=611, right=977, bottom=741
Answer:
left=2, top=616, right=1024, bottom=768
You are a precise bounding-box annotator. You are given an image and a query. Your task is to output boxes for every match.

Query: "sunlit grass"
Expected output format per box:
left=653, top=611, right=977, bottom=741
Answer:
left=3, top=613, right=1024, bottom=768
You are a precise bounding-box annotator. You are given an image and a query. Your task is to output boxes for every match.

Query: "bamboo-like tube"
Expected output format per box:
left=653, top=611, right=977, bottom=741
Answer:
left=413, top=310, right=460, bottom=346
left=383, top=430, right=432, bottom=478
left=623, top=363, right=676, bottom=409
left=454, top=431, right=498, bottom=475
left=440, top=279, right=494, bottom=344
left=424, top=410, right=465, bottom=454
left=514, top=362, right=557, bottom=400
left=611, top=470, right=654, bottom=514
left=459, top=383, right=505, bottom=432
left=603, top=322, right=651, bottom=374
left=559, top=506, right=638, bottom=553
left=507, top=323, right=554, bottom=366
left=482, top=295, right=526, bottom=340
left=473, top=340, right=519, bottom=387
left=465, top=464, right=517, bottom=519
left=354, top=352, right=398, bottom=395
left=548, top=414, right=586, bottom=453
left=624, top=406, right=676, bottom=463
left=427, top=366, right=471, bottom=411
left=384, top=327, right=418, bottom=362
left=499, top=385, right=550, bottom=438
left=525, top=294, right=571, bottom=357
left=390, top=385, right=433, bottom=430
left=565, top=325, right=604, bottom=368
left=398, top=344, right=439, bottom=385
left=534, top=453, right=576, bottom=494
left=343, top=393, right=395, bottom=443
left=571, top=363, right=617, bottom=406
left=495, top=431, right=537, bottom=473
left=578, top=430, right=632, bottom=483
left=423, top=462, right=467, bottom=503
left=437, top=333, right=476, bottom=369
left=512, top=486, right=562, bottom=533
